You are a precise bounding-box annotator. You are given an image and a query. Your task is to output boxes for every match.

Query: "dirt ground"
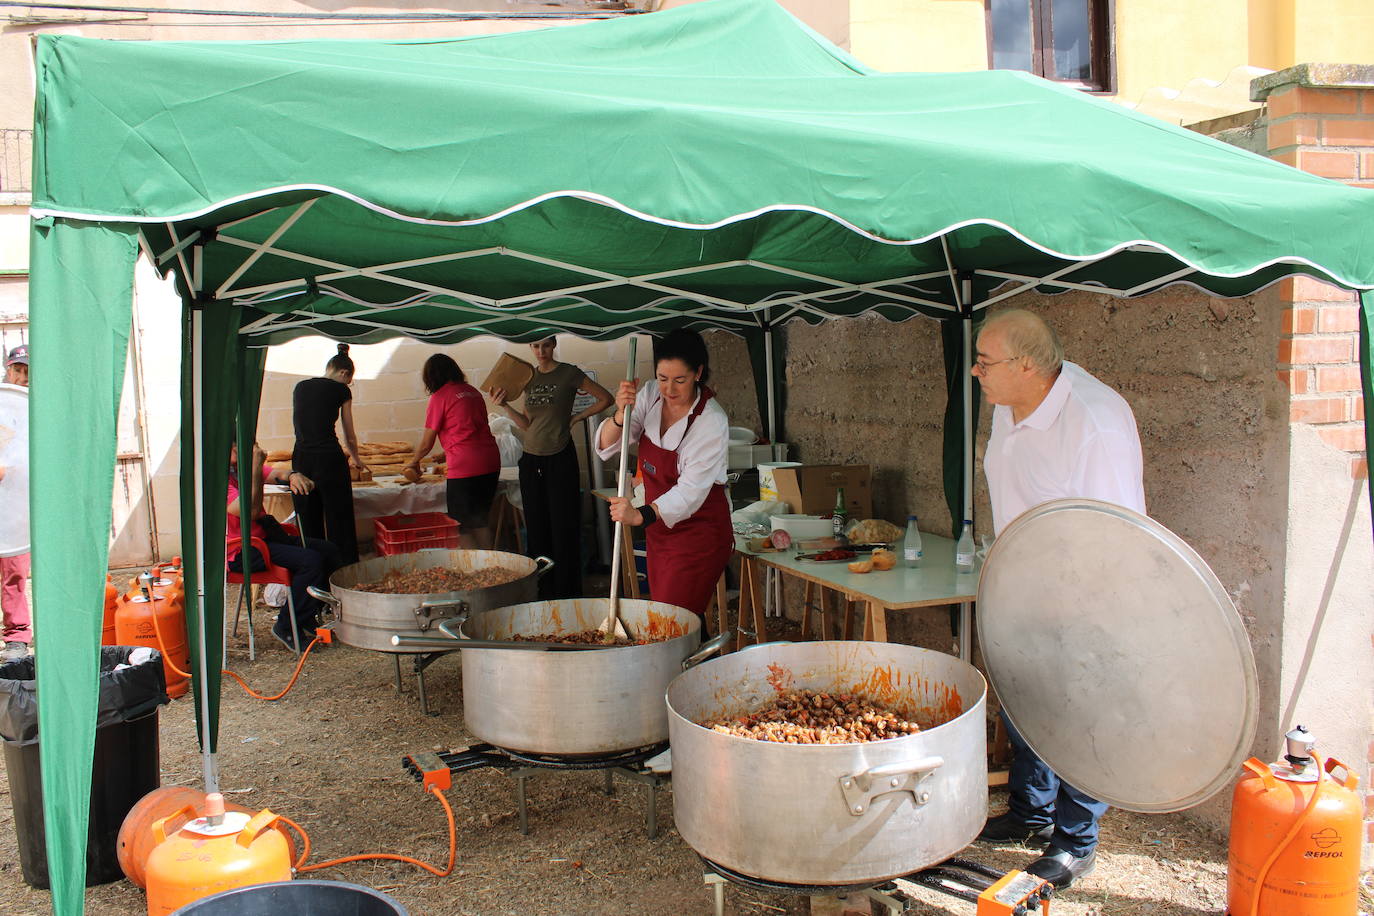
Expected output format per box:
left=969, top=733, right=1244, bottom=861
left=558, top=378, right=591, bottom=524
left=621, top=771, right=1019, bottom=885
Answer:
left=0, top=581, right=1345, bottom=916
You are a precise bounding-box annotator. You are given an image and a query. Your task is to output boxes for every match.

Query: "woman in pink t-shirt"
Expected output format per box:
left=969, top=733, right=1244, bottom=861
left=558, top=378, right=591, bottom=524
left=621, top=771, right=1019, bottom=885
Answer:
left=405, top=354, right=500, bottom=548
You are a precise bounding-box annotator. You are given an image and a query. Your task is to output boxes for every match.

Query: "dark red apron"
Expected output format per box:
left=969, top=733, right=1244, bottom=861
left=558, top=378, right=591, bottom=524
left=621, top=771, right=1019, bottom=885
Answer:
left=639, top=387, right=734, bottom=617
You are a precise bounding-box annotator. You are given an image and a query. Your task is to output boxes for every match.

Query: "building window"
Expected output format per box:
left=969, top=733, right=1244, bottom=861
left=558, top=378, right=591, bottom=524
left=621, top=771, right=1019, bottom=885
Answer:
left=986, top=0, right=1113, bottom=92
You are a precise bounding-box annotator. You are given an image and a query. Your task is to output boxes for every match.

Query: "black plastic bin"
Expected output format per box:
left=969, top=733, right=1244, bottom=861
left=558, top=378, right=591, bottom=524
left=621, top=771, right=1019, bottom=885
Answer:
left=0, top=646, right=169, bottom=888
left=169, top=880, right=408, bottom=915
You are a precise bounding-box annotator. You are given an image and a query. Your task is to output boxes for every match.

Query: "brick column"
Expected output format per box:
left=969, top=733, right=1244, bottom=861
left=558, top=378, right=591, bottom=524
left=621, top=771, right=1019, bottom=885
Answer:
left=1253, top=64, right=1374, bottom=857
left=1255, top=65, right=1372, bottom=481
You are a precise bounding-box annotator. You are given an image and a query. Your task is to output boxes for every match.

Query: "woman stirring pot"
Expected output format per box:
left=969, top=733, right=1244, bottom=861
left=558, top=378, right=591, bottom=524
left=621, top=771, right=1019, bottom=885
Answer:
left=597, top=330, right=732, bottom=618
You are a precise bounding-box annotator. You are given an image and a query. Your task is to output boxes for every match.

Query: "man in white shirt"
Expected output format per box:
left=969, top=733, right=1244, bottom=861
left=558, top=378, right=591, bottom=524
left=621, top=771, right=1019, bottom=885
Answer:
left=972, top=309, right=1145, bottom=889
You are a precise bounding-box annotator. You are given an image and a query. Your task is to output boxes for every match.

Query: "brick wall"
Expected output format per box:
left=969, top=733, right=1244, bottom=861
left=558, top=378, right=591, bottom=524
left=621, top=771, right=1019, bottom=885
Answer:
left=1257, top=64, right=1374, bottom=860
left=1265, top=80, right=1370, bottom=481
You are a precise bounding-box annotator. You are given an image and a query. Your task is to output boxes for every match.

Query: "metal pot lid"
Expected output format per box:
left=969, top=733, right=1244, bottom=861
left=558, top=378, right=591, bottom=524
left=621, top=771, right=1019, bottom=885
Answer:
left=0, top=384, right=28, bottom=559
left=976, top=498, right=1257, bottom=813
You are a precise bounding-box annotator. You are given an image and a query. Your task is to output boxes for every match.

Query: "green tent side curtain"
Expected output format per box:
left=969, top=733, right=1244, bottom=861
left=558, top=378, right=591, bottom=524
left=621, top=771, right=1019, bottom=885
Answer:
left=27, top=218, right=139, bottom=916
left=26, top=0, right=1374, bottom=909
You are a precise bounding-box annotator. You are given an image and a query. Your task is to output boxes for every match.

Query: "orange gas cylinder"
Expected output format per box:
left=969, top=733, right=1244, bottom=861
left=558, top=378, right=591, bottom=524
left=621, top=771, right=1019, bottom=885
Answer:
left=101, top=575, right=119, bottom=646
left=115, top=572, right=190, bottom=699
left=1227, top=727, right=1362, bottom=916
left=118, top=786, right=297, bottom=890
left=144, top=793, right=293, bottom=916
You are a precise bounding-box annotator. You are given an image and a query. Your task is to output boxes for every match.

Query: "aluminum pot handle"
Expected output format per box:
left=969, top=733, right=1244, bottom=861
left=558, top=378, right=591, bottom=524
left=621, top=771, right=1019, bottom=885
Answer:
left=682, top=630, right=733, bottom=670
left=306, top=585, right=340, bottom=612
left=533, top=556, right=555, bottom=579
left=739, top=640, right=792, bottom=655
left=436, top=616, right=468, bottom=640
left=414, top=598, right=468, bottom=632
left=839, top=755, right=944, bottom=816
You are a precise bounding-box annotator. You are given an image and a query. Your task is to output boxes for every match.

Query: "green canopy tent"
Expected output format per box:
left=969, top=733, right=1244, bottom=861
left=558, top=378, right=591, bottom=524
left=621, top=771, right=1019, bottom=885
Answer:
left=25, top=0, right=1374, bottom=910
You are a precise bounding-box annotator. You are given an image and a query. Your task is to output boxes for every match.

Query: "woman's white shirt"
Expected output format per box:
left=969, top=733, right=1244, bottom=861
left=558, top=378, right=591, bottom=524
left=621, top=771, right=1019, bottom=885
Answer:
left=596, top=385, right=728, bottom=529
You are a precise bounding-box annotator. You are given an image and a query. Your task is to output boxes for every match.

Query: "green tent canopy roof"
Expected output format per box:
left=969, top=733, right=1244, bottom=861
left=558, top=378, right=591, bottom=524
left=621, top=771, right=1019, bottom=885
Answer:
left=23, top=2, right=1374, bottom=912
left=32, top=0, right=1374, bottom=350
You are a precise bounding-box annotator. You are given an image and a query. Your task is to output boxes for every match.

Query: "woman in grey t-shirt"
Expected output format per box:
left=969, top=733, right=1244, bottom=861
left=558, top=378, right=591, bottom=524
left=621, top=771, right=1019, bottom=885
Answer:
left=489, top=337, right=612, bottom=598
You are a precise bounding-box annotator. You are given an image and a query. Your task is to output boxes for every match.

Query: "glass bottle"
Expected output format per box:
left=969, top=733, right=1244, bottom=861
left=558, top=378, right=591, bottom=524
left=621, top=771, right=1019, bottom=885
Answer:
left=955, top=520, right=975, bottom=574
left=831, top=486, right=848, bottom=539
left=902, top=515, right=923, bottom=568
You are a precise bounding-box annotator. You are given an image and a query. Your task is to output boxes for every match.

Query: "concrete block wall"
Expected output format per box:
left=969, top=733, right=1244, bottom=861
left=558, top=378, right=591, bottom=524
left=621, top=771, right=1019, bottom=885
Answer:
left=1253, top=65, right=1374, bottom=858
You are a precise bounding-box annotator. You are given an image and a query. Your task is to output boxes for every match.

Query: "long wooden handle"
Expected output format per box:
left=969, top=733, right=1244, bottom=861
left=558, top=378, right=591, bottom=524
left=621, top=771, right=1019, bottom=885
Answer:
left=607, top=337, right=638, bottom=618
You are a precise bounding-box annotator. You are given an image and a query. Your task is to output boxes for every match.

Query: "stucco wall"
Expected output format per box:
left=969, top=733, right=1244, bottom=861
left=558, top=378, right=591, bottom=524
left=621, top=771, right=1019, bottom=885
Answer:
left=849, top=0, right=987, bottom=74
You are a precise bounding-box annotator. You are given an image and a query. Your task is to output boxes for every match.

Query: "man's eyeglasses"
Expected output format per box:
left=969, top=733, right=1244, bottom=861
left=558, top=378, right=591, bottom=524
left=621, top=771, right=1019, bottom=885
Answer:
left=973, top=354, right=1024, bottom=372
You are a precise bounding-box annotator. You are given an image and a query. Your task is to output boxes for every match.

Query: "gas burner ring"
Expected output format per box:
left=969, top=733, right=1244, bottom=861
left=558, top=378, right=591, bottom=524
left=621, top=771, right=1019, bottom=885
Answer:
left=501, top=742, right=667, bottom=771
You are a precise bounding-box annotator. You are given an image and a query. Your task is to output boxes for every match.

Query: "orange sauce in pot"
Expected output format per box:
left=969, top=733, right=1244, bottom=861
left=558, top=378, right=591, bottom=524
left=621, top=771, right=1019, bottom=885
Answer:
left=643, top=609, right=689, bottom=641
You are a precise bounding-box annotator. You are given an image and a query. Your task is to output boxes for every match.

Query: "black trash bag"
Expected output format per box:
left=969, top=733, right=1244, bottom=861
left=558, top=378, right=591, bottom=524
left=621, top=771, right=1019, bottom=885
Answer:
left=0, top=645, right=169, bottom=747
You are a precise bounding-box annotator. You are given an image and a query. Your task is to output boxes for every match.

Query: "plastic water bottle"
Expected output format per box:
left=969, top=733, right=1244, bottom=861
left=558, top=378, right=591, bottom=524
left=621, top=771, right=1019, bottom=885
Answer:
left=955, top=520, right=975, bottom=574
left=902, top=515, right=923, bottom=568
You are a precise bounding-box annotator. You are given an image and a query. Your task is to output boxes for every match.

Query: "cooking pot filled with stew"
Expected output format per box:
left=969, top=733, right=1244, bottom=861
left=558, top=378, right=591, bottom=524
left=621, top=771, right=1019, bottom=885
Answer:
left=454, top=598, right=726, bottom=757
left=309, top=549, right=550, bottom=652
left=666, top=640, right=987, bottom=886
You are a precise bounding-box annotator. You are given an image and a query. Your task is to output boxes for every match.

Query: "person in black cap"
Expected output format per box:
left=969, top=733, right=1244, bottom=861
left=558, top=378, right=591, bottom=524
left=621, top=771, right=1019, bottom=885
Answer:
left=1, top=344, right=32, bottom=662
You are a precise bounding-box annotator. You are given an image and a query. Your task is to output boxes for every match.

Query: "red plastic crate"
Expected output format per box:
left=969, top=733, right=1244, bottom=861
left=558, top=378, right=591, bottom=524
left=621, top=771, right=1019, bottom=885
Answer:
left=373, top=512, right=460, bottom=556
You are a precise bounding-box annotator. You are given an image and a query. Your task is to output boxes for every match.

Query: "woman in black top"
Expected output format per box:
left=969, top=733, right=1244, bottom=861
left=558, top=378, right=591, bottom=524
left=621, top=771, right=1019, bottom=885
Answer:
left=291, top=343, right=363, bottom=565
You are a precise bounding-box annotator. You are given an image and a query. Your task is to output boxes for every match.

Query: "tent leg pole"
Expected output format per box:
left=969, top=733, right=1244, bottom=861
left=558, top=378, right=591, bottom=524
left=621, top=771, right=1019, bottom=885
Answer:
left=959, top=299, right=975, bottom=665
left=192, top=310, right=220, bottom=795
left=961, top=315, right=974, bottom=525
left=764, top=326, right=777, bottom=441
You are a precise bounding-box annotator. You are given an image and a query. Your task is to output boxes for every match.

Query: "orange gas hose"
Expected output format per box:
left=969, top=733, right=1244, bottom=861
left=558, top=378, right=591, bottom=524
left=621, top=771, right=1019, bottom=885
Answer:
left=220, top=638, right=321, bottom=701
left=1248, top=751, right=1325, bottom=916
left=149, top=592, right=319, bottom=701
left=280, top=783, right=457, bottom=878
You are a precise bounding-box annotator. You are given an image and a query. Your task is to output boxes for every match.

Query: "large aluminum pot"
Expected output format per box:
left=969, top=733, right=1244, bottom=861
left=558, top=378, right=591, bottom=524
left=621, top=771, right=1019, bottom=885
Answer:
left=667, top=641, right=987, bottom=886
left=312, top=549, right=550, bottom=652
left=459, top=598, right=712, bottom=757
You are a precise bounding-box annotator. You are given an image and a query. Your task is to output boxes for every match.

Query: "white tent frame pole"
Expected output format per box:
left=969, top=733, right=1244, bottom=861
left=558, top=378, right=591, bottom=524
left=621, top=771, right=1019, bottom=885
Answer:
left=155, top=228, right=203, bottom=268
left=190, top=301, right=220, bottom=796
left=214, top=199, right=316, bottom=298
left=961, top=277, right=975, bottom=528
left=239, top=293, right=761, bottom=340
left=938, top=237, right=975, bottom=664
left=959, top=277, right=976, bottom=665
left=213, top=221, right=956, bottom=320
left=763, top=321, right=777, bottom=440
left=769, top=298, right=960, bottom=326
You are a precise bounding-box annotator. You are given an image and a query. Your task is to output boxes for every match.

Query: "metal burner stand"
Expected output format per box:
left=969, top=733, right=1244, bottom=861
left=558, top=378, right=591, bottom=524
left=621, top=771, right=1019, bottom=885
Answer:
left=702, top=856, right=1049, bottom=915
left=404, top=743, right=668, bottom=837
left=389, top=650, right=453, bottom=716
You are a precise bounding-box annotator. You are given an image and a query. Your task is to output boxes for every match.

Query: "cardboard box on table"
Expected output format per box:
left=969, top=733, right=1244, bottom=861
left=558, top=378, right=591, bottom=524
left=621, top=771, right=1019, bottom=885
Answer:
left=772, top=465, right=872, bottom=519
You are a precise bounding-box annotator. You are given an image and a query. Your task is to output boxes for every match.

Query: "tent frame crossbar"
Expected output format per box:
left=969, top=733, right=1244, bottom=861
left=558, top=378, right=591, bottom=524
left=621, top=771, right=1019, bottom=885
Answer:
left=219, top=234, right=947, bottom=318
left=235, top=280, right=765, bottom=336
left=214, top=199, right=318, bottom=299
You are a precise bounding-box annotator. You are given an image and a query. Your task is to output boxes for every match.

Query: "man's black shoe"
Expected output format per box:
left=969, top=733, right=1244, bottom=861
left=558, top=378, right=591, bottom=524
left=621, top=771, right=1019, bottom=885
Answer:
left=1025, top=847, right=1096, bottom=889
left=977, top=812, right=1054, bottom=844
left=271, top=626, right=303, bottom=656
